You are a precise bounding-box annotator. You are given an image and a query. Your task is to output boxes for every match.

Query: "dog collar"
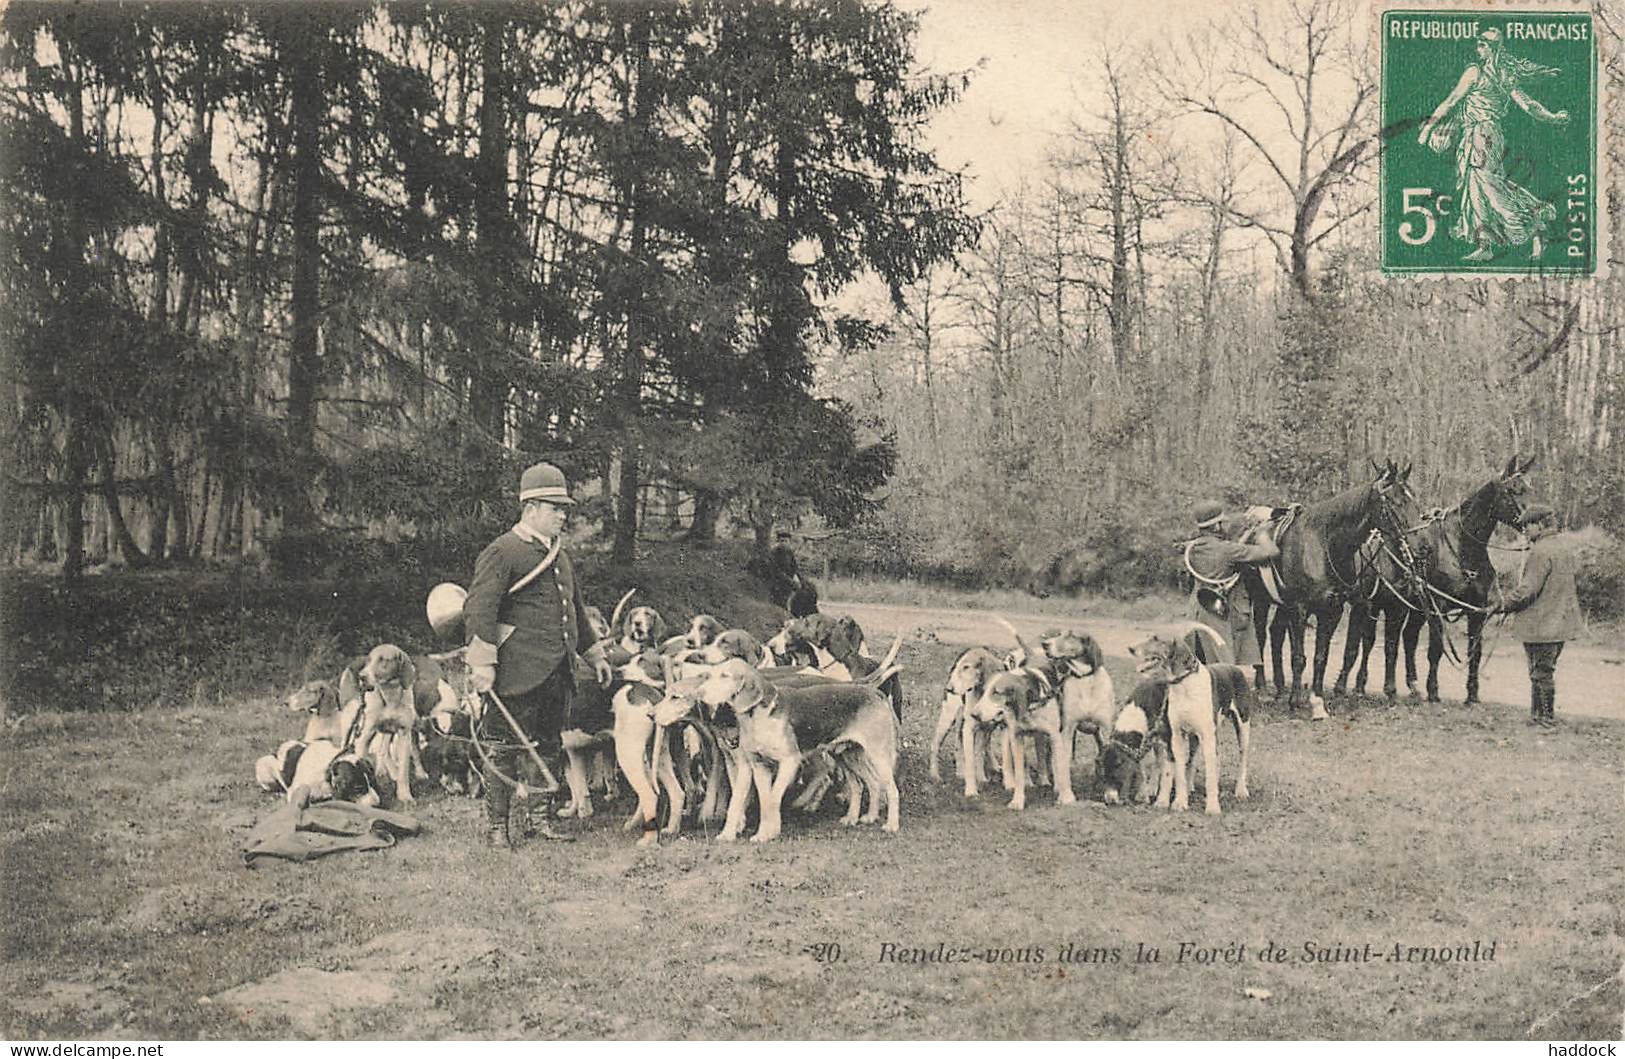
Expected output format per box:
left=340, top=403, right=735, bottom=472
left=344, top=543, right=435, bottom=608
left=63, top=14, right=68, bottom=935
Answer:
left=1111, top=735, right=1152, bottom=763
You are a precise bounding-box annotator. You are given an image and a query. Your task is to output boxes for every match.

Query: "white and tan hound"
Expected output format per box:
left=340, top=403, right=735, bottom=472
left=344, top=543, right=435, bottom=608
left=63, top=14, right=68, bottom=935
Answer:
left=345, top=644, right=429, bottom=805
left=929, top=646, right=1004, bottom=785
left=658, top=657, right=901, bottom=842
left=618, top=605, right=669, bottom=655
left=1127, top=634, right=1252, bottom=815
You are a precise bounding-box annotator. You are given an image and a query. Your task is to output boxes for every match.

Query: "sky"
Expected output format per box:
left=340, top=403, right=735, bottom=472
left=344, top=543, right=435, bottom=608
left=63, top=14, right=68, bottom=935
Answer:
left=904, top=0, right=1227, bottom=207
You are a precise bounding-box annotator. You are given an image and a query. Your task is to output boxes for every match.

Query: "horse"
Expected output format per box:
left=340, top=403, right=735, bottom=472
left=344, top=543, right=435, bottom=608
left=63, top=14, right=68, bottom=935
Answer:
left=1249, top=460, right=1425, bottom=716
left=1334, top=455, right=1532, bottom=704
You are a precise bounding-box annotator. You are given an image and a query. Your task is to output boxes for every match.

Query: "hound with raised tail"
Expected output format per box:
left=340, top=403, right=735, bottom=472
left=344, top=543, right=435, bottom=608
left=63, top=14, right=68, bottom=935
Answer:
left=1127, top=633, right=1252, bottom=815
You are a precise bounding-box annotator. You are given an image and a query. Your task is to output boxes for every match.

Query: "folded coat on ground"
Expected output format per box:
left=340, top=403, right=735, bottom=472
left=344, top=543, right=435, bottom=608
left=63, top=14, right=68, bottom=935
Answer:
left=240, top=796, right=420, bottom=868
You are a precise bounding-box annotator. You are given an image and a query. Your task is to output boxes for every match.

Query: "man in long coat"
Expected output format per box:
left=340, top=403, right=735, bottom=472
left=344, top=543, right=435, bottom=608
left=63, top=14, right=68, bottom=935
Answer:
left=1491, top=504, right=1584, bottom=726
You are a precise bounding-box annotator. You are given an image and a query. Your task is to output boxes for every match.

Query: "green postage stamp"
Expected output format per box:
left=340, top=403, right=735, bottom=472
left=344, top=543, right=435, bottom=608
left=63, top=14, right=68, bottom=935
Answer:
left=1380, top=5, right=1600, bottom=276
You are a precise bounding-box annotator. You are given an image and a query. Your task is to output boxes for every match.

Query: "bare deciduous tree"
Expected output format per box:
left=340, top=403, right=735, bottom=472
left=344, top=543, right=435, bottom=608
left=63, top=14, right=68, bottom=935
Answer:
left=1153, top=0, right=1376, bottom=301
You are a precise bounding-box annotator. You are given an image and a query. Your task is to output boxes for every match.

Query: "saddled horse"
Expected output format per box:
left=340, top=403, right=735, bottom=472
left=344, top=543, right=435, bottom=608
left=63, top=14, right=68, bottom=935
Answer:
left=1244, top=461, right=1425, bottom=716
left=1334, top=455, right=1532, bottom=704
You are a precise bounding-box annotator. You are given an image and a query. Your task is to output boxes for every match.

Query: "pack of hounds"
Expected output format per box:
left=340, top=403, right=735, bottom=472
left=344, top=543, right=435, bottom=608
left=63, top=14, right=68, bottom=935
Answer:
left=255, top=599, right=1256, bottom=843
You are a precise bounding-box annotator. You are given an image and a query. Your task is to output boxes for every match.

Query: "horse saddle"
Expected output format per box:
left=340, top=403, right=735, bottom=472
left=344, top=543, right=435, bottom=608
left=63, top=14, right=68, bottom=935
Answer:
left=1243, top=504, right=1302, bottom=607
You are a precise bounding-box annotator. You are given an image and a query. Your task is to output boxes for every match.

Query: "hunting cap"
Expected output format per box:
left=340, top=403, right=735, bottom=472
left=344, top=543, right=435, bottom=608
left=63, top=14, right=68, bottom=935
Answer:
left=519, top=461, right=575, bottom=505
left=1193, top=500, right=1225, bottom=529
left=1516, top=503, right=1555, bottom=529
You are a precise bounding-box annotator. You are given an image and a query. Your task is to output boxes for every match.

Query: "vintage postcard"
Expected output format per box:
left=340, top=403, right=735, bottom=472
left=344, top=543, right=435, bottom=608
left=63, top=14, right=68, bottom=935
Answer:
left=1, top=0, right=1620, bottom=1047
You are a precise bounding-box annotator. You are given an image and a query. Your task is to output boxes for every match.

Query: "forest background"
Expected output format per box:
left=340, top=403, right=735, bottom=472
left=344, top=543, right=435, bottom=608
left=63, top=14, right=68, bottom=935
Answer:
left=2, top=0, right=1620, bottom=631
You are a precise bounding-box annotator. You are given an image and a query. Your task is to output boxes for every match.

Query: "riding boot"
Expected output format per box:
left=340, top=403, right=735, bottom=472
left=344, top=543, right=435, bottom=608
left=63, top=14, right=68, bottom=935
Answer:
left=484, top=754, right=514, bottom=849
left=514, top=789, right=575, bottom=843
left=484, top=746, right=516, bottom=830
left=485, top=820, right=513, bottom=849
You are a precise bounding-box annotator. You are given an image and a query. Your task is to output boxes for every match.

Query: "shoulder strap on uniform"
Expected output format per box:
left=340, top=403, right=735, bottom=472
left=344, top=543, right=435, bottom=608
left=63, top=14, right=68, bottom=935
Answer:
left=508, top=537, right=562, bottom=595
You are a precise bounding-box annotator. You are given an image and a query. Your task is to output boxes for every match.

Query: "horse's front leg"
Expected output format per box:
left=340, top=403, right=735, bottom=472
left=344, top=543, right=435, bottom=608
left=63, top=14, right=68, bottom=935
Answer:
left=1464, top=612, right=1485, bottom=705
left=1285, top=610, right=1308, bottom=713
left=1333, top=600, right=1367, bottom=696
left=1270, top=609, right=1290, bottom=704
left=1251, top=591, right=1271, bottom=691
left=1382, top=600, right=1405, bottom=701
left=1354, top=602, right=1378, bottom=694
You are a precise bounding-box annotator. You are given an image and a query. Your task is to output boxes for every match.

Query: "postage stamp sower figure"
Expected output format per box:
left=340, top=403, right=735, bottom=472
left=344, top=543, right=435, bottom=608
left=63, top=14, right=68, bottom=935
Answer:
left=1381, top=8, right=1598, bottom=275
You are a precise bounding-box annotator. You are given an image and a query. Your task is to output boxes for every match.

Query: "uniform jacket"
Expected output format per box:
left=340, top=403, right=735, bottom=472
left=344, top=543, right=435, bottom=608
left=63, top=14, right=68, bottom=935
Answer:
left=1186, top=535, right=1276, bottom=668
left=464, top=526, right=597, bottom=697
left=1502, top=534, right=1584, bottom=643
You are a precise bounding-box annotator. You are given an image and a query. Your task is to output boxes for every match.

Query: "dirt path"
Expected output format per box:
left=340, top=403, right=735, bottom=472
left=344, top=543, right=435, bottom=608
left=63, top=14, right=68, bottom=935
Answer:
left=829, top=598, right=1625, bottom=722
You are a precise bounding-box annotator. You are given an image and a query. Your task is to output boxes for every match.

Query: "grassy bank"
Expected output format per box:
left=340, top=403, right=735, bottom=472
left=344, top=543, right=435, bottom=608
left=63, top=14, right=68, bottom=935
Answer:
left=0, top=541, right=787, bottom=716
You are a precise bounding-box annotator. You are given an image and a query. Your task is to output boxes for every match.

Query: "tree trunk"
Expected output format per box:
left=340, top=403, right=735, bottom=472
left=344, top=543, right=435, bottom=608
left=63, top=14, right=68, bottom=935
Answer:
left=472, top=19, right=512, bottom=441
left=687, top=488, right=723, bottom=543
left=60, top=403, right=87, bottom=580
left=60, top=60, right=91, bottom=579
left=95, top=430, right=152, bottom=568
left=612, top=15, right=654, bottom=565
left=283, top=20, right=323, bottom=536
left=1107, top=98, right=1131, bottom=377
left=147, top=432, right=172, bottom=559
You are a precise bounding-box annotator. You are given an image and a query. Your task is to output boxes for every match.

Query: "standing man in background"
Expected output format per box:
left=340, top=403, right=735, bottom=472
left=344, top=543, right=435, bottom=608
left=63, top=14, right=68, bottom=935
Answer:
left=1491, top=504, right=1583, bottom=727
left=465, top=462, right=611, bottom=848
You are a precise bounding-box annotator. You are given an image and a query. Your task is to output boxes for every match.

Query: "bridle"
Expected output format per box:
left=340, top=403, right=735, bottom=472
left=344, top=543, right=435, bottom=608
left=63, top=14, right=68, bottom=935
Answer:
left=1369, top=476, right=1528, bottom=664
left=1328, top=473, right=1428, bottom=597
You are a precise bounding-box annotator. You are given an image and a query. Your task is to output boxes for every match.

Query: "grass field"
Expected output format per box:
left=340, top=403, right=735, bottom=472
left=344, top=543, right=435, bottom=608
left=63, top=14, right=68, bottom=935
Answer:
left=2, top=630, right=1620, bottom=1040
